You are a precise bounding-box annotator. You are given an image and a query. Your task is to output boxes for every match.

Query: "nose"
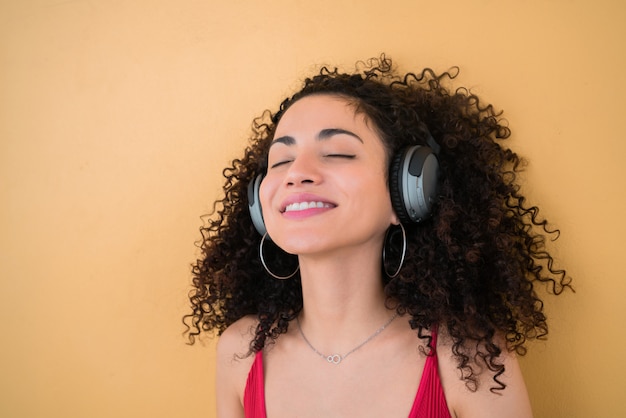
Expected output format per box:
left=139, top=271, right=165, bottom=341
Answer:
left=284, top=154, right=322, bottom=186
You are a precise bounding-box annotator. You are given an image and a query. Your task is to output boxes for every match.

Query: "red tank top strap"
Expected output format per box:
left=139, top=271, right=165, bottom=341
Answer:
left=243, top=351, right=267, bottom=418
left=242, top=329, right=450, bottom=418
left=407, top=325, right=452, bottom=418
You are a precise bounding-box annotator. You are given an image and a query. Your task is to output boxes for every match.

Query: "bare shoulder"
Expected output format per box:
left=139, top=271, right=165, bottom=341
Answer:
left=216, top=315, right=259, bottom=361
left=215, top=315, right=259, bottom=418
left=436, top=329, right=534, bottom=418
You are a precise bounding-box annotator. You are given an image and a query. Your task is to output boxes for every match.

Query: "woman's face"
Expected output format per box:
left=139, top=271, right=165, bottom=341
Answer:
left=259, top=94, right=398, bottom=257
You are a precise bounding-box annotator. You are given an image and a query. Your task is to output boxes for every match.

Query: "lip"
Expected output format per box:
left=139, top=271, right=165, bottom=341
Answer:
left=279, top=193, right=337, bottom=213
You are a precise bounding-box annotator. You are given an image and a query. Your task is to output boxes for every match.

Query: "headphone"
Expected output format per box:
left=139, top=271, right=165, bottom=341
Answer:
left=247, top=135, right=440, bottom=236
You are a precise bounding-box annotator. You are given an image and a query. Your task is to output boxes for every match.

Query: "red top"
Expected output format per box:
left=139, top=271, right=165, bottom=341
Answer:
left=243, top=328, right=452, bottom=418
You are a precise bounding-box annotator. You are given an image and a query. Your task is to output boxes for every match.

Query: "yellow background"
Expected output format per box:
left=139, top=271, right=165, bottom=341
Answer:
left=1, top=1, right=624, bottom=417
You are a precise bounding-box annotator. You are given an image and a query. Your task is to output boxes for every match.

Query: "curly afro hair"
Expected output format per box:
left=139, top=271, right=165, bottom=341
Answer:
left=184, top=55, right=571, bottom=391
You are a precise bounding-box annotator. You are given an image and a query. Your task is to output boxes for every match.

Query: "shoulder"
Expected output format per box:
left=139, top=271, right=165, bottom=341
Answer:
left=217, top=315, right=259, bottom=360
left=215, top=315, right=259, bottom=417
left=435, top=329, right=534, bottom=418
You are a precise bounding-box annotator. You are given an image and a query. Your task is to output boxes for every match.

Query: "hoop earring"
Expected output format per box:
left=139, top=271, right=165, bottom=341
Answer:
left=383, top=223, right=407, bottom=278
left=259, top=233, right=300, bottom=280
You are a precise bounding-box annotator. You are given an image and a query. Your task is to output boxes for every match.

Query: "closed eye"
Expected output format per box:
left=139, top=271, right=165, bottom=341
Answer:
left=270, top=154, right=355, bottom=169
left=270, top=160, right=292, bottom=169
left=325, top=154, right=356, bottom=159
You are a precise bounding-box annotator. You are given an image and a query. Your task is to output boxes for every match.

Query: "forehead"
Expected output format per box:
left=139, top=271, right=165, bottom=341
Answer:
left=274, top=94, right=370, bottom=135
left=267, top=94, right=392, bottom=166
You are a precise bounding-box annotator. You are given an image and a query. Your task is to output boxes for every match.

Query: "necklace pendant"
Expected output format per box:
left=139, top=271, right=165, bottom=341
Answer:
left=327, top=354, right=342, bottom=364
left=296, top=313, right=398, bottom=366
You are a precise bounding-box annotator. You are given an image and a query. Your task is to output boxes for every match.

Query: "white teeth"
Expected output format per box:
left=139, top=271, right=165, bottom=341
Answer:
left=284, top=201, right=332, bottom=212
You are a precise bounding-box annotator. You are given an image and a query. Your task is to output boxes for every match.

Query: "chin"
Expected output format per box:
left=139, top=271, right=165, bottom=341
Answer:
left=270, top=233, right=328, bottom=256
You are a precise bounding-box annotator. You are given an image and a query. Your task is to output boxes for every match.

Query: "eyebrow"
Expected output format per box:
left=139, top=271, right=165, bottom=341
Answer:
left=270, top=128, right=364, bottom=147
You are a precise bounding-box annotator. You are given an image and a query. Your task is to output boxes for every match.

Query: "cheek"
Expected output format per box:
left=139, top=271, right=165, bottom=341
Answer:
left=351, top=173, right=389, bottom=200
left=352, top=175, right=396, bottom=221
left=258, top=176, right=277, bottom=215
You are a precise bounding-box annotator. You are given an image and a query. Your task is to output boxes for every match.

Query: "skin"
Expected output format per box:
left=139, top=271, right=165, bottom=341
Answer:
left=216, top=95, right=533, bottom=418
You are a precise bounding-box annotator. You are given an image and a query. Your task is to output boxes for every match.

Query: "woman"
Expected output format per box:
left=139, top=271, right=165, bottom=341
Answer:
left=184, top=56, right=571, bottom=417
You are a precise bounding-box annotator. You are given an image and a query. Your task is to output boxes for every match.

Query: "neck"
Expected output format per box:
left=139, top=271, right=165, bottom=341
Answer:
left=295, top=247, right=393, bottom=352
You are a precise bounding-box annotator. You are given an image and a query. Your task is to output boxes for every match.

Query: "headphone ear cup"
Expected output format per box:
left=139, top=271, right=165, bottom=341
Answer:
left=247, top=174, right=267, bottom=236
left=389, top=145, right=440, bottom=224
left=389, top=150, right=412, bottom=224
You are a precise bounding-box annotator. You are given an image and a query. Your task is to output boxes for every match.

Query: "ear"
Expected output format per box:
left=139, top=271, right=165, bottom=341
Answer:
left=390, top=211, right=400, bottom=226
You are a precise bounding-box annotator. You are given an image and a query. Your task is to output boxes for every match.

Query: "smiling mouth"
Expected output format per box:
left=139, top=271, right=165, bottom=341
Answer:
left=283, top=201, right=335, bottom=213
